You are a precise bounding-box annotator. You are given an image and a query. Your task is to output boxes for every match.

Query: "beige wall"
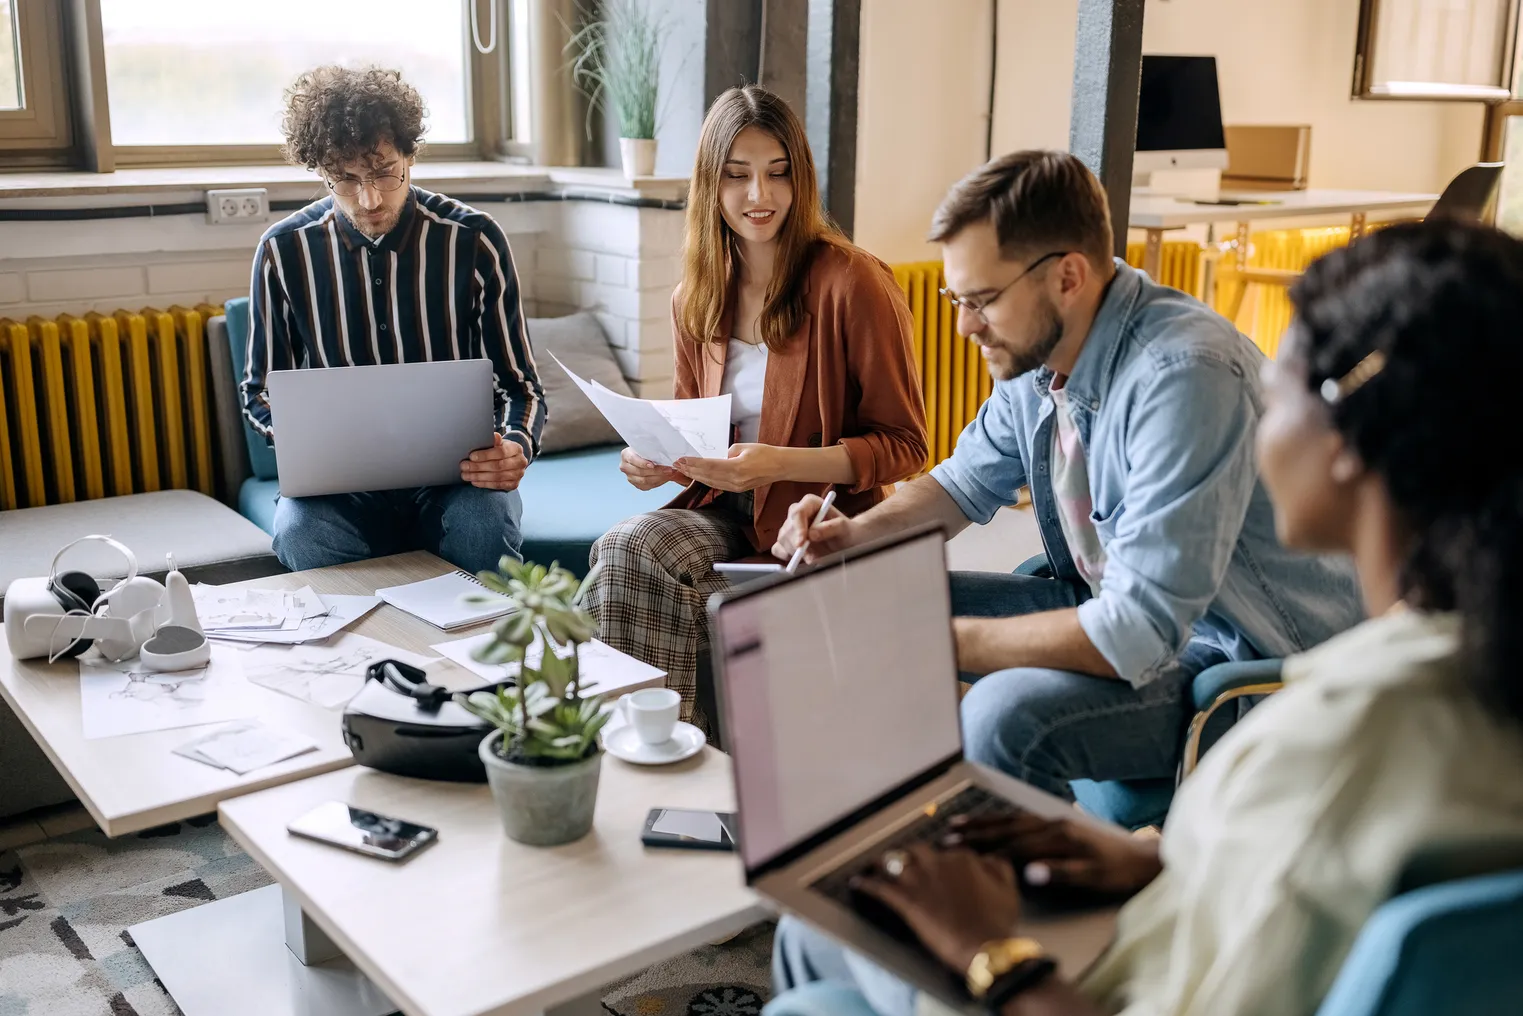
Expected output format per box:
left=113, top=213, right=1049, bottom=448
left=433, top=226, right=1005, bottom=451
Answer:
left=853, top=0, right=994, bottom=264
left=855, top=0, right=1486, bottom=264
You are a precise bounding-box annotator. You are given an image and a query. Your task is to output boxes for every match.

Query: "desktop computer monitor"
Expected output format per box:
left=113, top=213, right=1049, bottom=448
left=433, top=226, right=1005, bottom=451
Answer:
left=1134, top=55, right=1228, bottom=174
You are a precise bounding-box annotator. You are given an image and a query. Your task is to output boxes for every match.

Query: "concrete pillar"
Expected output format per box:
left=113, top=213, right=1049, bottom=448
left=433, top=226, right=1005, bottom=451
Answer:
left=1069, top=0, right=1145, bottom=256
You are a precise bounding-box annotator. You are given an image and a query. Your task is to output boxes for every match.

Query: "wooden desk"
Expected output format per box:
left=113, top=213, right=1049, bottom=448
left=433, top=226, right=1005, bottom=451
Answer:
left=0, top=551, right=468, bottom=835
left=1127, top=188, right=1437, bottom=278
left=125, top=752, right=764, bottom=1016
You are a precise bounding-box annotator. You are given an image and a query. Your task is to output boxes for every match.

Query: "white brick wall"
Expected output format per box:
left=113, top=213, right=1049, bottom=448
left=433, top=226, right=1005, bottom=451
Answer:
left=0, top=192, right=686, bottom=389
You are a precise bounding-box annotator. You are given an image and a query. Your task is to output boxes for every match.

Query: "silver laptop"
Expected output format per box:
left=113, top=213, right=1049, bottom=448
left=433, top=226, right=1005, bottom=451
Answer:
left=708, top=525, right=1123, bottom=1012
left=267, top=360, right=495, bottom=498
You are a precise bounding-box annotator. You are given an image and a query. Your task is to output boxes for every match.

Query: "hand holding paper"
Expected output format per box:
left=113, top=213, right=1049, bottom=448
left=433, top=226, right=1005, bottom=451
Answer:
left=551, top=353, right=731, bottom=467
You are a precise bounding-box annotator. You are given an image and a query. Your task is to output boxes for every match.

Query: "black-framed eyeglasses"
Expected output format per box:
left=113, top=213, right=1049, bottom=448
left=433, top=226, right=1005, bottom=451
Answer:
left=940, top=251, right=1072, bottom=323
left=324, top=169, right=407, bottom=198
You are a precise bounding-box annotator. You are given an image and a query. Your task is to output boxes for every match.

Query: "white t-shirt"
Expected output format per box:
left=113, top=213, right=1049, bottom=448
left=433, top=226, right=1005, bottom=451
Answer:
left=722, top=337, right=770, bottom=444
left=1049, top=377, right=1107, bottom=596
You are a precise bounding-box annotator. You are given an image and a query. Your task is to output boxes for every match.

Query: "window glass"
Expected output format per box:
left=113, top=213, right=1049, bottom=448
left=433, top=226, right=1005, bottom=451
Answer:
left=100, top=0, right=470, bottom=147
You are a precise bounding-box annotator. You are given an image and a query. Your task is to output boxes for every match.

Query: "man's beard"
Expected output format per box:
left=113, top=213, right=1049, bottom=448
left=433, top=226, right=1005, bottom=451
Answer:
left=982, top=299, right=1064, bottom=381
left=348, top=207, right=401, bottom=239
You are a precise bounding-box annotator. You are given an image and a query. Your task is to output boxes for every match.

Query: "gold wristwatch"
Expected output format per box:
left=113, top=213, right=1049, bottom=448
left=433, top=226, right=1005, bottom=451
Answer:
left=966, top=937, right=1054, bottom=1005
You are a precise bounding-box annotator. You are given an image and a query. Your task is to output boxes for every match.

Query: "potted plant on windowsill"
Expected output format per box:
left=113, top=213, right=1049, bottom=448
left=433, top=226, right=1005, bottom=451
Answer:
left=568, top=0, right=666, bottom=180
left=457, top=559, right=611, bottom=847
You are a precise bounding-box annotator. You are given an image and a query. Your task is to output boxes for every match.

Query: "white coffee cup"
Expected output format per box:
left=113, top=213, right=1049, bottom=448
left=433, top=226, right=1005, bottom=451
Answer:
left=618, top=688, right=680, bottom=746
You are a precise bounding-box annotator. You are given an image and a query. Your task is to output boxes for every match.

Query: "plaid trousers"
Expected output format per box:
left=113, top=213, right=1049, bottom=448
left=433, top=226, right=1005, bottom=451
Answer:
left=584, top=500, right=754, bottom=732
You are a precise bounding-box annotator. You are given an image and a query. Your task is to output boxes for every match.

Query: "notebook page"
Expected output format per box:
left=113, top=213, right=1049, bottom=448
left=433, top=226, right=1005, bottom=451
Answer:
left=375, top=572, right=510, bottom=631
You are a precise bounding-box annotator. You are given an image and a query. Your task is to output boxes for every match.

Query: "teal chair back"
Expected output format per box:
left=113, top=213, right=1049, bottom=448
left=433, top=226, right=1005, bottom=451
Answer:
left=1315, top=868, right=1523, bottom=1016
left=221, top=297, right=279, bottom=482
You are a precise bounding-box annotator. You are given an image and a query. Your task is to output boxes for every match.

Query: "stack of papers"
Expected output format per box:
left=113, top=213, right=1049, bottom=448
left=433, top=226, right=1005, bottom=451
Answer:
left=551, top=353, right=731, bottom=466
left=432, top=633, right=666, bottom=698
left=376, top=572, right=511, bottom=631
left=173, top=720, right=318, bottom=774
left=193, top=585, right=382, bottom=646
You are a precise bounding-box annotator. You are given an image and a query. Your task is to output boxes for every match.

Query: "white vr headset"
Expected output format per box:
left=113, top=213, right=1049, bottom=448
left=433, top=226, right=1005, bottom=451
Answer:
left=3, top=535, right=207, bottom=669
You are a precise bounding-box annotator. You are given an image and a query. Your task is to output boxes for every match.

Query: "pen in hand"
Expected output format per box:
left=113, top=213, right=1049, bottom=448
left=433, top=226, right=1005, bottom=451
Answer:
left=786, top=490, right=838, bottom=574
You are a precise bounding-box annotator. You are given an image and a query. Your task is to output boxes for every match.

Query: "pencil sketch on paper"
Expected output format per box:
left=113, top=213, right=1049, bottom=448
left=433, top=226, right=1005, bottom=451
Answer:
left=240, top=633, right=436, bottom=710
left=109, top=668, right=211, bottom=708
left=79, top=652, right=253, bottom=740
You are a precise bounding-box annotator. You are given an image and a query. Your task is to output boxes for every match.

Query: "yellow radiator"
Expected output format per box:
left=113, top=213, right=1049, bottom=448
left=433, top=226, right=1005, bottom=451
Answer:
left=0, top=304, right=221, bottom=511
left=1124, top=240, right=1207, bottom=299
left=1214, top=226, right=1354, bottom=358
left=892, top=261, right=992, bottom=469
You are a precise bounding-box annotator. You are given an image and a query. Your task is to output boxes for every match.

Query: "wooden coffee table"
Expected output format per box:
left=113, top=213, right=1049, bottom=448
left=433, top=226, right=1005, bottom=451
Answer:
left=0, top=551, right=472, bottom=837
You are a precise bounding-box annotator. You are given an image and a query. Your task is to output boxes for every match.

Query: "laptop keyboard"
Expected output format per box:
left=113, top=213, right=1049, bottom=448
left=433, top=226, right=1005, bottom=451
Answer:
left=810, top=784, right=1021, bottom=918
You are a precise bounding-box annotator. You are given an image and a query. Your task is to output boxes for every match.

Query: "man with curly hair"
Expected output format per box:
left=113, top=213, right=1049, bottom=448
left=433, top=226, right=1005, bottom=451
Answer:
left=241, top=65, right=543, bottom=575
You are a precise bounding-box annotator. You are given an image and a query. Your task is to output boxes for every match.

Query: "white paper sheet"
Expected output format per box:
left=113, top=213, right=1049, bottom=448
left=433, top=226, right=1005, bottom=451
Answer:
left=172, top=720, right=318, bottom=774
left=192, top=585, right=323, bottom=632
left=431, top=633, right=666, bottom=698
left=240, top=633, right=437, bottom=709
left=79, top=650, right=254, bottom=740
left=551, top=353, right=731, bottom=466
left=205, top=594, right=382, bottom=646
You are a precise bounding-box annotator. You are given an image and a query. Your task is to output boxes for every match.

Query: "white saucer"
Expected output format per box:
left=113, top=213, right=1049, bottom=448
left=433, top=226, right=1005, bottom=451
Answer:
left=604, top=722, right=706, bottom=765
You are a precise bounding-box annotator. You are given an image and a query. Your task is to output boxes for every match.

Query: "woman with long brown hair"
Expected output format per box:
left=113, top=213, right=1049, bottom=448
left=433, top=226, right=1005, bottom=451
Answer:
left=584, top=85, right=928, bottom=731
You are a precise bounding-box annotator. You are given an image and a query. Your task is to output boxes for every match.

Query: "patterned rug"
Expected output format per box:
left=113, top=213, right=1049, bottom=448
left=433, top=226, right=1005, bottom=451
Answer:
left=0, top=818, right=773, bottom=1016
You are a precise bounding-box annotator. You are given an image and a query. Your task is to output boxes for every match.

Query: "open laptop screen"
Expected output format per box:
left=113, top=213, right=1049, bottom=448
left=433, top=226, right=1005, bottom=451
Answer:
left=711, top=528, right=962, bottom=872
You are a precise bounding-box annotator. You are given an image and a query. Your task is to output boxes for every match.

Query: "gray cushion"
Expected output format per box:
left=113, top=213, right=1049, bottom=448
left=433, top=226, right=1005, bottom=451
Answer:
left=531, top=313, right=634, bottom=455
left=0, top=490, right=282, bottom=607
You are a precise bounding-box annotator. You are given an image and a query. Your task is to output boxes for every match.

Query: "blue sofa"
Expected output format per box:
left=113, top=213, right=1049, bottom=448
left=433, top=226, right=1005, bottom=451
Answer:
left=219, top=297, right=674, bottom=575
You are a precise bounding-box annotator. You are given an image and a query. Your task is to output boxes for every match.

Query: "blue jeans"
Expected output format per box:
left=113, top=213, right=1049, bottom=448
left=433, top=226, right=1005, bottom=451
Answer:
left=272, top=485, right=523, bottom=576
left=772, top=915, right=916, bottom=1016
left=949, top=571, right=1227, bottom=798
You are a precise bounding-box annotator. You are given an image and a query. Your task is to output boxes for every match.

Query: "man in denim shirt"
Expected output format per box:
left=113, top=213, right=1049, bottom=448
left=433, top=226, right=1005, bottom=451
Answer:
left=773, top=151, right=1362, bottom=801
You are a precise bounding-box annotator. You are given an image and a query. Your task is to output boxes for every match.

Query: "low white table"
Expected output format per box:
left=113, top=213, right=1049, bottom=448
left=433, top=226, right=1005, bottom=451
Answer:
left=0, top=551, right=470, bottom=836
left=131, top=752, right=764, bottom=1016
left=0, top=551, right=561, bottom=1016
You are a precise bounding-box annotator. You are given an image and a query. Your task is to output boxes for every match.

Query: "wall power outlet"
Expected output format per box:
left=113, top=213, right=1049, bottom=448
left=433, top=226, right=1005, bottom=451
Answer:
left=206, top=188, right=270, bottom=225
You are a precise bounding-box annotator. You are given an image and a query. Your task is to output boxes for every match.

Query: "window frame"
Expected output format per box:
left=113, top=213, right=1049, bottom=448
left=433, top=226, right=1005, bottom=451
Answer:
left=0, top=0, right=74, bottom=165
left=1353, top=0, right=1522, bottom=103
left=0, top=0, right=522, bottom=171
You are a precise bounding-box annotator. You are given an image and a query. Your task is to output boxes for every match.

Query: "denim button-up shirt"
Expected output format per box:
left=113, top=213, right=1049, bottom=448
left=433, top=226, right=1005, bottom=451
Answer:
left=931, top=261, right=1362, bottom=686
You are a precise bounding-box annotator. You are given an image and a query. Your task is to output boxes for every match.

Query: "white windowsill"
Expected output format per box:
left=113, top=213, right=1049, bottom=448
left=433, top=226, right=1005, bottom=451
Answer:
left=0, top=162, right=688, bottom=205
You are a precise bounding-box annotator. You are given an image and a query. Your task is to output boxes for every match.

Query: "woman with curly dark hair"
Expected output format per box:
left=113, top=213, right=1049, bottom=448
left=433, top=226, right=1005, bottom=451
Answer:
left=769, top=220, right=1523, bottom=1016
left=240, top=66, right=543, bottom=576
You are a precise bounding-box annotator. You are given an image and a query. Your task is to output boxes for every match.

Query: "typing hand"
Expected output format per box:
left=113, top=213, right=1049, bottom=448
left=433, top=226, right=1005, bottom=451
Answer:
left=461, top=434, right=528, bottom=491
left=771, top=494, right=853, bottom=564
left=941, top=811, right=1162, bottom=898
left=852, top=842, right=1023, bottom=975
left=675, top=444, right=781, bottom=493
left=620, top=447, right=688, bottom=491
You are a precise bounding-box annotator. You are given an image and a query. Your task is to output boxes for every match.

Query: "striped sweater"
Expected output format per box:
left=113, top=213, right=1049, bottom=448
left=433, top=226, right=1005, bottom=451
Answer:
left=241, top=186, right=545, bottom=459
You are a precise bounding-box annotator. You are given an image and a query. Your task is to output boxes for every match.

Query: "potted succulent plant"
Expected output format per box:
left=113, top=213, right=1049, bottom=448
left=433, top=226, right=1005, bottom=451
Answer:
left=567, top=0, right=667, bottom=179
left=457, top=559, right=611, bottom=846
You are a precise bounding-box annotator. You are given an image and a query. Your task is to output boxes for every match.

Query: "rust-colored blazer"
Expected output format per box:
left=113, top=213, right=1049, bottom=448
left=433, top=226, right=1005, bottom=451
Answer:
left=665, top=241, right=929, bottom=551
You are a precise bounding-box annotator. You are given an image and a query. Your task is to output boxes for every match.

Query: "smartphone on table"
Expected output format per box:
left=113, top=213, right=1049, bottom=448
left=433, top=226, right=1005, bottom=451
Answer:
left=288, top=801, right=439, bottom=861
left=642, top=808, right=738, bottom=851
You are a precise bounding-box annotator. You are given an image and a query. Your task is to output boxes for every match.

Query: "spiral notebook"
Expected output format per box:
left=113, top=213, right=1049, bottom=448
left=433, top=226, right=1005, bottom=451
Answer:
left=375, top=571, right=511, bottom=631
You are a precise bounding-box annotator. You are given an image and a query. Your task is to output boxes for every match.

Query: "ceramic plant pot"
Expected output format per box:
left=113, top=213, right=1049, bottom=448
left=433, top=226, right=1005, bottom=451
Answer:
left=479, top=730, right=602, bottom=846
left=619, top=137, right=657, bottom=180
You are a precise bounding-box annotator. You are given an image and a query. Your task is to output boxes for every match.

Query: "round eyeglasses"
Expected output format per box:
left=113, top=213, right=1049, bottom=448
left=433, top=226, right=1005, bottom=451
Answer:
left=324, top=171, right=407, bottom=198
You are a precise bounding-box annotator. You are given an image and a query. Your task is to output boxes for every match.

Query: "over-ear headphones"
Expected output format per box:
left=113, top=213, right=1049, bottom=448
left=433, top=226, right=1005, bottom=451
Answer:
left=44, top=536, right=139, bottom=659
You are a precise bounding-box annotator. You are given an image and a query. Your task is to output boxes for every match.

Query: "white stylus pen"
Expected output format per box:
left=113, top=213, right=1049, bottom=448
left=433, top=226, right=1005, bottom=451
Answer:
left=786, top=490, right=837, bottom=574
